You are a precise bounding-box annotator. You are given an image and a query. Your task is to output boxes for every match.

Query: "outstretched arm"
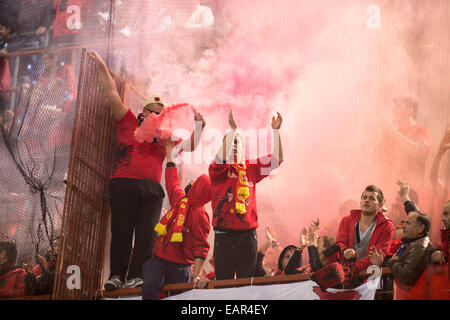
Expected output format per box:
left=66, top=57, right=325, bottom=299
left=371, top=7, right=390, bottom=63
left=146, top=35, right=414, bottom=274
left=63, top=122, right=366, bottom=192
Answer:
left=215, top=109, right=238, bottom=163
left=87, top=51, right=128, bottom=121
left=397, top=180, right=420, bottom=214
left=430, top=126, right=450, bottom=200
left=259, top=226, right=278, bottom=255
left=178, top=108, right=206, bottom=152
left=164, top=142, right=185, bottom=206
left=271, top=112, right=284, bottom=164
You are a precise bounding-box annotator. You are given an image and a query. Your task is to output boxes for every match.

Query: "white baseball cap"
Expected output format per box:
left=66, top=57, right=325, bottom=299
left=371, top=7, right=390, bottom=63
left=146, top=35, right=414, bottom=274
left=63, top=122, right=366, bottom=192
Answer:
left=144, top=95, right=164, bottom=108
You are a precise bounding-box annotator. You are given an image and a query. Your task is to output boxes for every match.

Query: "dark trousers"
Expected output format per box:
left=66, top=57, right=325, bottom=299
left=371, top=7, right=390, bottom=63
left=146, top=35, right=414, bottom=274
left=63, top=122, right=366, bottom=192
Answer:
left=142, top=255, right=191, bottom=300
left=213, top=229, right=258, bottom=280
left=109, top=178, right=165, bottom=281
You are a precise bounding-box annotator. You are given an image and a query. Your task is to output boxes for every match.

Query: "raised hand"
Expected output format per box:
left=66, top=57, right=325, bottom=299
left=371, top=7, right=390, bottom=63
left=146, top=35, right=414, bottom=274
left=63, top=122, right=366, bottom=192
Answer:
left=438, top=125, right=450, bottom=154
left=299, top=227, right=309, bottom=250
left=308, top=220, right=319, bottom=247
left=165, top=140, right=177, bottom=162
left=87, top=51, right=105, bottom=65
left=397, top=180, right=410, bottom=202
left=228, top=109, right=237, bottom=130
left=271, top=112, right=283, bottom=130
left=312, top=218, right=320, bottom=229
left=368, top=246, right=383, bottom=266
left=36, top=255, right=48, bottom=272
left=343, top=248, right=356, bottom=260
left=431, top=250, right=445, bottom=264
left=265, top=226, right=277, bottom=243
left=22, top=255, right=34, bottom=274
left=194, top=109, right=206, bottom=129
left=195, top=277, right=210, bottom=289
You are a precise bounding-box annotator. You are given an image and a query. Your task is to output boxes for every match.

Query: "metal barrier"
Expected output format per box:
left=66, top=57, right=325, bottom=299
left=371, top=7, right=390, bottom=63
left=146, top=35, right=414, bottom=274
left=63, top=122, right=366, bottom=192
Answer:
left=51, top=48, right=121, bottom=300
left=1, top=44, right=146, bottom=300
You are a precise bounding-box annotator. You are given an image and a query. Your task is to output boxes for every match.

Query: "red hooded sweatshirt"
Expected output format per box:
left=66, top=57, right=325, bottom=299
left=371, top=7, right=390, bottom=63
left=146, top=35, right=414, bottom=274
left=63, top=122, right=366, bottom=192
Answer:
left=336, top=209, right=394, bottom=273
left=153, top=166, right=211, bottom=265
left=0, top=263, right=26, bottom=299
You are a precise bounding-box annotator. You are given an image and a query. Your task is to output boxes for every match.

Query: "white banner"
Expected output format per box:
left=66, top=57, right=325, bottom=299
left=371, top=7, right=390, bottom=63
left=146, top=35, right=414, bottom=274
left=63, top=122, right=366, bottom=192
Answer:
left=163, top=277, right=381, bottom=301
left=104, top=274, right=380, bottom=300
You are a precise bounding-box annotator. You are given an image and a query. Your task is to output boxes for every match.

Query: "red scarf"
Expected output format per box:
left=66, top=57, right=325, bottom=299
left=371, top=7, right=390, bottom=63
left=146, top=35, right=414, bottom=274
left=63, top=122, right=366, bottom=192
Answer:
left=154, top=197, right=189, bottom=242
left=231, top=163, right=250, bottom=214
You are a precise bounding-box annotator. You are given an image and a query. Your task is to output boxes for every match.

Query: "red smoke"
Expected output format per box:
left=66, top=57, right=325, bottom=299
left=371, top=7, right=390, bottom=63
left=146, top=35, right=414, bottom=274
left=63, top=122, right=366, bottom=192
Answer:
left=135, top=103, right=191, bottom=143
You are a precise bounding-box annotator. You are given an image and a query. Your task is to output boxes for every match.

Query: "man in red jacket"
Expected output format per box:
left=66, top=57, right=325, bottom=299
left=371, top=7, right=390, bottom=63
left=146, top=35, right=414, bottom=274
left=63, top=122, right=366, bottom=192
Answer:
left=209, top=109, right=283, bottom=280
left=336, top=185, right=394, bottom=280
left=142, top=141, right=212, bottom=300
left=0, top=241, right=26, bottom=299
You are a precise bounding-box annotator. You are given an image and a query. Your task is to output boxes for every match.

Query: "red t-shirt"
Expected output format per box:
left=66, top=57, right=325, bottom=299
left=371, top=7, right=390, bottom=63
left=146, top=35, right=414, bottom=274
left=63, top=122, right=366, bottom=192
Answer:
left=208, top=156, right=277, bottom=230
left=111, top=110, right=166, bottom=182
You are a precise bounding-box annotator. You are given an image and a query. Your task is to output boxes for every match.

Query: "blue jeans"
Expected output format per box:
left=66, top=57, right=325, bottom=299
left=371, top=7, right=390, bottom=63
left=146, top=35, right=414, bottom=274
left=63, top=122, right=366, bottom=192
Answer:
left=142, top=255, right=191, bottom=300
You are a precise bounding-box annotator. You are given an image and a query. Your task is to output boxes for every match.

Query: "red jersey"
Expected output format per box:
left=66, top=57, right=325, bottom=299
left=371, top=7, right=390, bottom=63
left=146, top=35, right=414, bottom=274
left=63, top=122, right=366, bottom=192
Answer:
left=111, top=110, right=166, bottom=182
left=153, top=166, right=211, bottom=265
left=208, top=155, right=277, bottom=230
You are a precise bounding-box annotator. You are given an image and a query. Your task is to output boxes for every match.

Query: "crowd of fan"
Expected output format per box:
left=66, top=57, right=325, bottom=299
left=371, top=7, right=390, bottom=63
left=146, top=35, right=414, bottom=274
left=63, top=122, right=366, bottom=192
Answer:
left=0, top=2, right=449, bottom=301
left=2, top=108, right=448, bottom=300
left=1, top=181, right=448, bottom=299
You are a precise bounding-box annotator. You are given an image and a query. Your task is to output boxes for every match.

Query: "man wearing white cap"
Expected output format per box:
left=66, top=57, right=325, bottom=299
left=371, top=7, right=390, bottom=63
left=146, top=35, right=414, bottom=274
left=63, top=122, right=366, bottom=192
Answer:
left=88, top=51, right=205, bottom=290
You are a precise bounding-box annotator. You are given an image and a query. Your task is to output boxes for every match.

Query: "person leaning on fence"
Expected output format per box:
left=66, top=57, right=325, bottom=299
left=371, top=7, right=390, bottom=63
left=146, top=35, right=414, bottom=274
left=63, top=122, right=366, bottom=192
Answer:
left=0, top=241, right=27, bottom=298
left=88, top=51, right=206, bottom=291
left=142, top=141, right=212, bottom=300
left=335, top=185, right=394, bottom=287
left=209, top=109, right=283, bottom=280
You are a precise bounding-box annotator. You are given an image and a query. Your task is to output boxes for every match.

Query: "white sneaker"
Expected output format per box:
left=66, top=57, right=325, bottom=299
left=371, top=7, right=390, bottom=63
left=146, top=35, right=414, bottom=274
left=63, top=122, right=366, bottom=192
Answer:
left=104, top=276, right=123, bottom=291
left=122, top=277, right=143, bottom=288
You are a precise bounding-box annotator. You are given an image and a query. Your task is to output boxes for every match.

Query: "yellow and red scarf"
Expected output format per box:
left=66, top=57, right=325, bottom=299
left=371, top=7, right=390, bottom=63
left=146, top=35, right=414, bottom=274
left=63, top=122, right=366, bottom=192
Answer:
left=231, top=163, right=250, bottom=214
left=154, top=197, right=189, bottom=242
